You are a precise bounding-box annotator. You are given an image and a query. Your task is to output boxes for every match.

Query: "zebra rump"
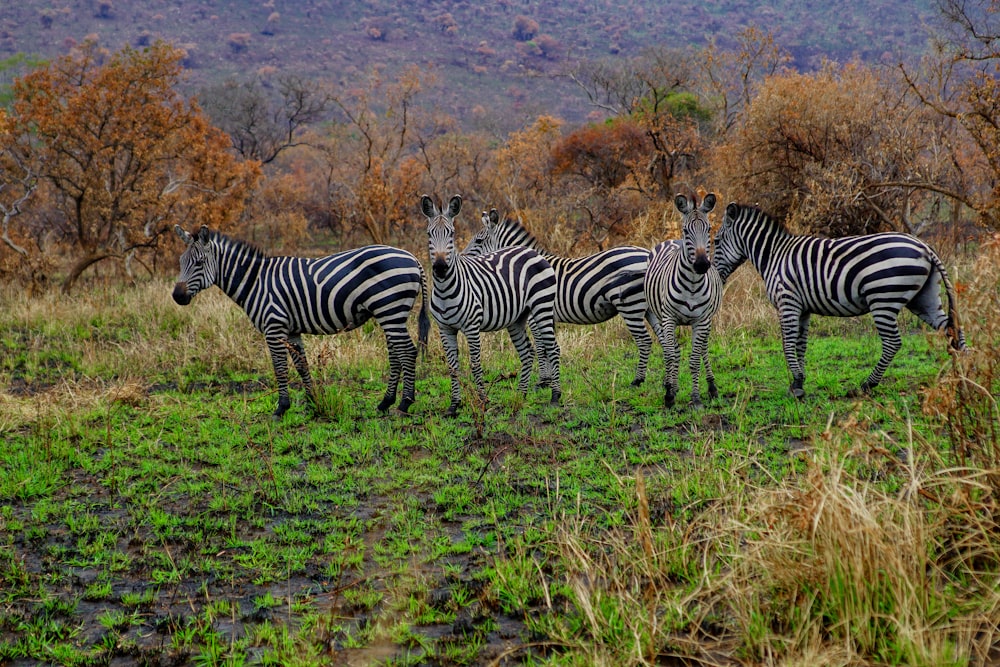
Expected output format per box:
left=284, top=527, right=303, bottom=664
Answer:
left=172, top=225, right=430, bottom=418
left=714, top=202, right=967, bottom=398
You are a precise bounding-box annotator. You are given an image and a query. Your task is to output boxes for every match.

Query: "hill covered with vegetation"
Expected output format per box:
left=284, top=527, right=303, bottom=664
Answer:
left=1, top=0, right=938, bottom=126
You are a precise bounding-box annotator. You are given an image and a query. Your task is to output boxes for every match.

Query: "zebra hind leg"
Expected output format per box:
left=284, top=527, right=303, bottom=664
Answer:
left=268, top=335, right=294, bottom=419
left=856, top=311, right=903, bottom=395
left=507, top=321, right=536, bottom=397
left=623, top=310, right=654, bottom=387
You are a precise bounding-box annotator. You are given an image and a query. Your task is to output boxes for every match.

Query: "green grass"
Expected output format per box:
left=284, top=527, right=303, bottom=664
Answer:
left=0, top=276, right=997, bottom=665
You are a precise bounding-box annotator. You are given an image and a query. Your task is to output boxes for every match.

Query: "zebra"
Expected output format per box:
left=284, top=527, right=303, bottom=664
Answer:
left=644, top=193, right=724, bottom=409
left=172, top=225, right=431, bottom=418
left=713, top=202, right=967, bottom=398
left=463, top=208, right=660, bottom=386
left=422, top=194, right=561, bottom=417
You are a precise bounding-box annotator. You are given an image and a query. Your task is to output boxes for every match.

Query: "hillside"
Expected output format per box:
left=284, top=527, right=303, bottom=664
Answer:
left=1, top=0, right=939, bottom=128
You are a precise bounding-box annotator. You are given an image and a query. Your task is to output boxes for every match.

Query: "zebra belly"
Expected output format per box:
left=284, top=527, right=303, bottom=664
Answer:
left=556, top=299, right=616, bottom=325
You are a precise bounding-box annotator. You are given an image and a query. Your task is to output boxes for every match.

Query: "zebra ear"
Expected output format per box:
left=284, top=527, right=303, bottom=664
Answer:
left=701, top=193, right=717, bottom=213
left=197, top=226, right=211, bottom=243
left=420, top=194, right=438, bottom=218
left=447, top=195, right=463, bottom=218
left=174, top=225, right=194, bottom=245
left=725, top=202, right=740, bottom=221
left=674, top=194, right=692, bottom=214
left=488, top=208, right=500, bottom=226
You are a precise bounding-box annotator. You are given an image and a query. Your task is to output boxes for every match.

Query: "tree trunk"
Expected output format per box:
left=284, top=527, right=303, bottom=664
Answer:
left=61, top=252, right=115, bottom=294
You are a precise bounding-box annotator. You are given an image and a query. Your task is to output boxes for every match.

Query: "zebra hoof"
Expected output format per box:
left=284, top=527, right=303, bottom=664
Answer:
left=396, top=398, right=414, bottom=414
left=444, top=404, right=459, bottom=418
left=789, top=387, right=806, bottom=400
left=550, top=390, right=561, bottom=404
left=630, top=377, right=644, bottom=388
left=376, top=397, right=395, bottom=412
left=707, top=383, right=718, bottom=400
left=664, top=393, right=676, bottom=409
left=273, top=398, right=291, bottom=419
left=690, top=400, right=704, bottom=410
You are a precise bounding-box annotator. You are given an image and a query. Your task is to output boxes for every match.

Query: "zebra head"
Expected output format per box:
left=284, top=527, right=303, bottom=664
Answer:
left=713, top=202, right=752, bottom=282
left=422, top=194, right=463, bottom=279
left=172, top=225, right=217, bottom=306
left=675, top=192, right=716, bottom=275
left=462, top=208, right=501, bottom=257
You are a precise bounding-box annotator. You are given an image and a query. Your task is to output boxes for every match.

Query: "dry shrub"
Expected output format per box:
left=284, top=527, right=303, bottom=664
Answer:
left=923, top=232, right=1000, bottom=467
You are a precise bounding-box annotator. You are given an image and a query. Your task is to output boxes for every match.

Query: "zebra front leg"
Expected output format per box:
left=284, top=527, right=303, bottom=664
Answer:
left=267, top=334, right=294, bottom=419
left=465, top=328, right=489, bottom=407
left=689, top=322, right=714, bottom=409
left=658, top=321, right=680, bottom=409
left=857, top=309, right=903, bottom=395
left=439, top=326, right=463, bottom=417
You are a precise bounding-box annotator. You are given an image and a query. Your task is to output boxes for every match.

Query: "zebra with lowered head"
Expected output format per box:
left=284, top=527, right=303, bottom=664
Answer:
left=644, top=192, right=724, bottom=409
left=713, top=202, right=967, bottom=398
left=422, top=194, right=561, bottom=416
left=463, top=208, right=660, bottom=386
left=172, top=226, right=430, bottom=418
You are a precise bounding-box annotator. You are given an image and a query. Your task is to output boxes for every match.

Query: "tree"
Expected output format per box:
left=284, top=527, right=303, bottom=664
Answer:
left=715, top=62, right=938, bottom=237
left=899, top=0, right=1000, bottom=230
left=11, top=40, right=260, bottom=291
left=199, top=74, right=330, bottom=165
left=569, top=48, right=707, bottom=198
left=0, top=109, right=37, bottom=267
left=316, top=64, right=455, bottom=249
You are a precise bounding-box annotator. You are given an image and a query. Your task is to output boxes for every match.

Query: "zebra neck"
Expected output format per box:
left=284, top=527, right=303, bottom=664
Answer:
left=216, top=246, right=263, bottom=307
left=746, top=220, right=790, bottom=278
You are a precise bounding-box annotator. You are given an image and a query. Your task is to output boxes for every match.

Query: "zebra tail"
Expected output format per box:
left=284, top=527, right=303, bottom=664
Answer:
left=417, top=268, right=431, bottom=359
left=928, top=246, right=967, bottom=352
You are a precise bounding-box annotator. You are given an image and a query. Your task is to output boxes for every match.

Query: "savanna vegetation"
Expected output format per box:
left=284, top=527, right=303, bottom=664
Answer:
left=2, top=0, right=1000, bottom=664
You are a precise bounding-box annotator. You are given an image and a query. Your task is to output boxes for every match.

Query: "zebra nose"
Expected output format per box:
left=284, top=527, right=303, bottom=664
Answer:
left=172, top=282, right=192, bottom=305
left=432, top=257, right=449, bottom=278
left=694, top=252, right=711, bottom=275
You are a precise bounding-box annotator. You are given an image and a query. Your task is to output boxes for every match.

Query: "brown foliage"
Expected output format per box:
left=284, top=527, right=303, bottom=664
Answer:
left=550, top=118, right=649, bottom=191
left=714, top=63, right=935, bottom=236
left=10, top=40, right=260, bottom=290
left=512, top=15, right=538, bottom=41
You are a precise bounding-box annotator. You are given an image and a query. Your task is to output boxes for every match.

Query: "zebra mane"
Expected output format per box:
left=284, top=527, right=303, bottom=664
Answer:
left=202, top=227, right=269, bottom=259
left=729, top=202, right=787, bottom=233
left=493, top=214, right=544, bottom=251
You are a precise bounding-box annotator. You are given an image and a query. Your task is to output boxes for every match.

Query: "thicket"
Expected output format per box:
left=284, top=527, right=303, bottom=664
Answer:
left=0, top=1, right=998, bottom=290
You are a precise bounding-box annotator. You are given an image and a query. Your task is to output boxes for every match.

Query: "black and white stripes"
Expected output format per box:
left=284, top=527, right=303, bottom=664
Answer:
left=644, top=193, right=724, bottom=408
left=463, top=209, right=659, bottom=386
left=713, top=202, right=967, bottom=397
left=422, top=194, right=561, bottom=416
left=172, top=226, right=430, bottom=417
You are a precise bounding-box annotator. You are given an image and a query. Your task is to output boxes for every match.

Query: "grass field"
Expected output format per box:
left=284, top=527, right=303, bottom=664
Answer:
left=1, top=253, right=998, bottom=666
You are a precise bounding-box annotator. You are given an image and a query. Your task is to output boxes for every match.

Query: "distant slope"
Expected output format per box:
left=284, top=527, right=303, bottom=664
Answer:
left=0, top=0, right=938, bottom=129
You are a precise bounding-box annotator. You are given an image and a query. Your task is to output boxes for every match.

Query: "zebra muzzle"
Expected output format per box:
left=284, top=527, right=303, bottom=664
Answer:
left=694, top=253, right=711, bottom=275
left=172, top=282, right=192, bottom=305
left=432, top=257, right=449, bottom=278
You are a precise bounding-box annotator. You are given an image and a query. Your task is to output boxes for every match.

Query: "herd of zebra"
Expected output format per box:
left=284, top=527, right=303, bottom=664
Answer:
left=171, top=192, right=967, bottom=418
